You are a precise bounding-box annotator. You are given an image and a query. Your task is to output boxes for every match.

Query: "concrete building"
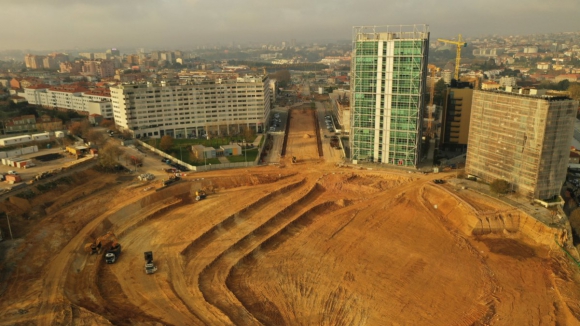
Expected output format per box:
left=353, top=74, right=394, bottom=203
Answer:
left=330, top=89, right=351, bottom=134
left=22, top=85, right=114, bottom=118
left=466, top=88, right=578, bottom=200
left=110, top=75, right=271, bottom=139
left=4, top=115, right=37, bottom=134
left=24, top=54, right=44, bottom=69
left=350, top=25, right=429, bottom=167
left=499, top=76, right=517, bottom=87
left=440, top=85, right=473, bottom=152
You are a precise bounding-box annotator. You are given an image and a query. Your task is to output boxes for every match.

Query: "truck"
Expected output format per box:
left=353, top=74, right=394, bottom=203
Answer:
left=144, top=251, right=157, bottom=274
left=104, top=243, right=122, bottom=264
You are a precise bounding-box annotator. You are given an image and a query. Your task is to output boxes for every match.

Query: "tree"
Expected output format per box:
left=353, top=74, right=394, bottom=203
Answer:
left=159, top=135, right=174, bottom=152
left=68, top=120, right=90, bottom=137
left=121, top=129, right=133, bottom=140
left=86, top=129, right=105, bottom=147
left=243, top=127, right=255, bottom=142
left=98, top=143, right=123, bottom=168
left=568, top=83, right=580, bottom=101
left=68, top=122, right=83, bottom=136
left=490, top=179, right=511, bottom=195
left=100, top=119, right=115, bottom=130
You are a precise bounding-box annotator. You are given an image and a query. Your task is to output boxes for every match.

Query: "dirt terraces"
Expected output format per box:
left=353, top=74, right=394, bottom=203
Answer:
left=1, top=106, right=580, bottom=325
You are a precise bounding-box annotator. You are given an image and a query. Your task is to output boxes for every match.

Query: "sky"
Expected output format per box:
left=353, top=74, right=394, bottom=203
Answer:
left=2, top=0, right=579, bottom=51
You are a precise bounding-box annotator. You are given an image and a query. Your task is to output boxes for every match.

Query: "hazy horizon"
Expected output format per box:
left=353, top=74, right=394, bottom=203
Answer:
left=2, top=0, right=579, bottom=51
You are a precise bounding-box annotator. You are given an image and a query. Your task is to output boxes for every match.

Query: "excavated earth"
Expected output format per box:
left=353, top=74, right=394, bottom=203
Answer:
left=1, top=108, right=580, bottom=326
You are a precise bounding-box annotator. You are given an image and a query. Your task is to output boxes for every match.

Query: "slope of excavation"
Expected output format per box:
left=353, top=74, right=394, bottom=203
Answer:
left=228, top=181, right=575, bottom=325
left=87, top=174, right=310, bottom=325
left=180, top=176, right=316, bottom=324
left=199, top=183, right=328, bottom=325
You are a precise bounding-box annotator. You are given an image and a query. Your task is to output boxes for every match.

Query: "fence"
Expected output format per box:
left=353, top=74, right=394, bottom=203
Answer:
left=134, top=139, right=265, bottom=172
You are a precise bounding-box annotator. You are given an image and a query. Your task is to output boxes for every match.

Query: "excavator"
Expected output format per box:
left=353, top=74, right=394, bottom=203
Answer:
left=84, top=231, right=122, bottom=264
left=195, top=190, right=207, bottom=201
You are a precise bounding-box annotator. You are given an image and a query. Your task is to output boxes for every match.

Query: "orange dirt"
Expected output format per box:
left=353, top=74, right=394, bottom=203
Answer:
left=1, top=113, right=580, bottom=325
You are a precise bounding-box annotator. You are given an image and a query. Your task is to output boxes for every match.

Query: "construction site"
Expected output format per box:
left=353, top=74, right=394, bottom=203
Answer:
left=1, top=107, right=580, bottom=325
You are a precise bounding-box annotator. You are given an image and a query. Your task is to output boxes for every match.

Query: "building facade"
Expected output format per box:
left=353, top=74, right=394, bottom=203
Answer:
left=466, top=89, right=578, bottom=200
left=110, top=75, right=270, bottom=139
left=350, top=25, right=429, bottom=167
left=440, top=86, right=473, bottom=151
left=22, top=85, right=113, bottom=118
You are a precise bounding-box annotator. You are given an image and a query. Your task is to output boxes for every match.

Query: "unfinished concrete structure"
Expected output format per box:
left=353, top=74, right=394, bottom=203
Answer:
left=440, top=84, right=473, bottom=152
left=466, top=88, right=578, bottom=199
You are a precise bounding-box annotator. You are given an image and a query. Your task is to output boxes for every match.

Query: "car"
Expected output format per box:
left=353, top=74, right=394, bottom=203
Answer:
left=433, top=179, right=445, bottom=184
left=7, top=171, right=17, bottom=175
left=270, top=127, right=275, bottom=131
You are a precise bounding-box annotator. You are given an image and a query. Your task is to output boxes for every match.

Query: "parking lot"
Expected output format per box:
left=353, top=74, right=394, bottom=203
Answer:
left=315, top=102, right=344, bottom=163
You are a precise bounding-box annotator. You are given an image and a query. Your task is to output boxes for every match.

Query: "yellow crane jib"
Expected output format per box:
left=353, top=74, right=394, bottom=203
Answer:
left=437, top=34, right=467, bottom=80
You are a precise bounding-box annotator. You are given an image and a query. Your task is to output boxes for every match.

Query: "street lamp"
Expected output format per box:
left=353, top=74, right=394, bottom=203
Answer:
left=243, top=139, right=247, bottom=167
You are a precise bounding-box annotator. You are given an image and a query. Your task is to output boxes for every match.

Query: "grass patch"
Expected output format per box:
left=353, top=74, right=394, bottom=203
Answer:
left=226, top=148, right=259, bottom=163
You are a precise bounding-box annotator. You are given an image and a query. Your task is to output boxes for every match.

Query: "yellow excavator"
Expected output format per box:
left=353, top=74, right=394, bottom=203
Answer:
left=84, top=231, right=122, bottom=263
left=195, top=190, right=207, bottom=201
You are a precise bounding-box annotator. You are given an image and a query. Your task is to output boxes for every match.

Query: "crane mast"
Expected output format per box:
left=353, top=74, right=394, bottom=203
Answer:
left=437, top=34, right=467, bottom=80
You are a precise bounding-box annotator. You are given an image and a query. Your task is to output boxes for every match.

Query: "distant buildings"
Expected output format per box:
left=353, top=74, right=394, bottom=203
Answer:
left=110, top=75, right=271, bottom=139
left=24, top=53, right=69, bottom=70
left=466, top=88, right=578, bottom=200
left=350, top=24, right=429, bottom=167
left=3, top=115, right=63, bottom=134
left=22, top=84, right=114, bottom=118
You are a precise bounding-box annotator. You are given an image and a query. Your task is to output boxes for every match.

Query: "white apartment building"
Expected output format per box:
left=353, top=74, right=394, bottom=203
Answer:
left=110, top=75, right=270, bottom=139
left=22, top=85, right=113, bottom=118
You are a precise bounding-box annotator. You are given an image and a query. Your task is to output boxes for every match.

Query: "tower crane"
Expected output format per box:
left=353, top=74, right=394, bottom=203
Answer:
left=437, top=34, right=467, bottom=80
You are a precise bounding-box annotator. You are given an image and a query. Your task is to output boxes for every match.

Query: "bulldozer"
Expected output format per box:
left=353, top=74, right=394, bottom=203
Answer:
left=195, top=190, right=207, bottom=201
left=84, top=231, right=121, bottom=263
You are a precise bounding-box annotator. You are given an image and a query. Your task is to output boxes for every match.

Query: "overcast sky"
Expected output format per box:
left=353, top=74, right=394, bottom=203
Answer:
left=2, top=0, right=579, bottom=51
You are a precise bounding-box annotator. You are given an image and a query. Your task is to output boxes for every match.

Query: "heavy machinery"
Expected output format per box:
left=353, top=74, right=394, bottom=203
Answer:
left=105, top=243, right=122, bottom=264
left=437, top=34, right=467, bottom=80
left=144, top=251, right=157, bottom=274
left=85, top=231, right=122, bottom=263
left=195, top=190, right=207, bottom=201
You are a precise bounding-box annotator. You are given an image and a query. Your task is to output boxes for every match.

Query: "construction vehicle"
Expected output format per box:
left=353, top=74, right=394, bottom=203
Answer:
left=105, top=243, right=122, bottom=264
left=195, top=190, right=207, bottom=201
left=437, top=34, right=467, bottom=80
left=144, top=251, right=157, bottom=274
left=84, top=231, right=122, bottom=263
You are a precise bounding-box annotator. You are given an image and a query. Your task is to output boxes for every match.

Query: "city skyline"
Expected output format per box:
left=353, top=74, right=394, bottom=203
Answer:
left=2, top=0, right=579, bottom=51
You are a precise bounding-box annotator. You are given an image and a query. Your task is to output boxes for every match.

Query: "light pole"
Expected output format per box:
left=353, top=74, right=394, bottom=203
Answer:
left=243, top=139, right=247, bottom=167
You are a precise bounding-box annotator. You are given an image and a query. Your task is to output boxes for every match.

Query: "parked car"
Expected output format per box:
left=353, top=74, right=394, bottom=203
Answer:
left=7, top=171, right=17, bottom=175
